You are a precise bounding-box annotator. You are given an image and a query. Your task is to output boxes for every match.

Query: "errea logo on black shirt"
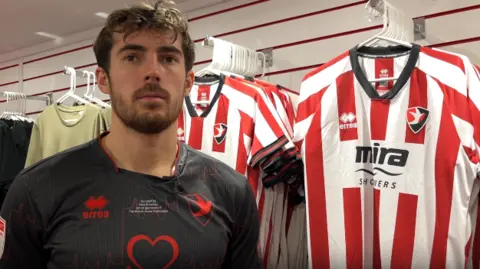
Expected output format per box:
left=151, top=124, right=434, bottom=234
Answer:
left=82, top=196, right=110, bottom=219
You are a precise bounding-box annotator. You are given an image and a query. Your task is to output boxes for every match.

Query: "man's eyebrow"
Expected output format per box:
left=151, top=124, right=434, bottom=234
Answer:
left=157, top=45, right=183, bottom=55
left=116, top=44, right=146, bottom=56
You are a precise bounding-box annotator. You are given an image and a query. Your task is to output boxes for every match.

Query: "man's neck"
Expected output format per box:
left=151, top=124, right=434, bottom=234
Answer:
left=102, top=119, right=178, bottom=178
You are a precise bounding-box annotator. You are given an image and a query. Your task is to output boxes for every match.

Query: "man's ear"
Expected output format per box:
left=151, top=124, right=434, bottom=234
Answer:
left=184, top=70, right=195, bottom=97
left=96, top=67, right=111, bottom=95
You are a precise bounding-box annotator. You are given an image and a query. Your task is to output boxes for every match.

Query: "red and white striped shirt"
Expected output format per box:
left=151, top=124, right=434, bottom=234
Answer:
left=294, top=45, right=480, bottom=269
left=178, top=74, right=300, bottom=268
left=235, top=77, right=301, bottom=269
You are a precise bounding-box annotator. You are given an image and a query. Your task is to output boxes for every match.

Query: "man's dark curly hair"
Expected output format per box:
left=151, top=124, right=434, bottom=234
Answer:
left=93, top=0, right=195, bottom=74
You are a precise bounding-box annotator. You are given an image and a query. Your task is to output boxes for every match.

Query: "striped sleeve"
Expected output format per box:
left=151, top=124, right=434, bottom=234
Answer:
left=294, top=52, right=351, bottom=149
left=224, top=77, right=301, bottom=187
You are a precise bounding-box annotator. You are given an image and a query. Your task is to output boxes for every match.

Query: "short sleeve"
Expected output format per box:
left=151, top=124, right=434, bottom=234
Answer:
left=0, top=174, right=46, bottom=269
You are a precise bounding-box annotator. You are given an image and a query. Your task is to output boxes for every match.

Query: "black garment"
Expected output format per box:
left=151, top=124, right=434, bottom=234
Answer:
left=0, top=136, right=262, bottom=269
left=0, top=120, right=32, bottom=206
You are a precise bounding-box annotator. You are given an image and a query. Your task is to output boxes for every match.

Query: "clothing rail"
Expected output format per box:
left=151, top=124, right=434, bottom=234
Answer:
left=1, top=91, right=52, bottom=106
left=63, top=66, right=89, bottom=78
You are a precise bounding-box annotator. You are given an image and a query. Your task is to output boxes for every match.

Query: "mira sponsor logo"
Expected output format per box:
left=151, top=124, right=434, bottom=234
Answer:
left=83, top=196, right=110, bottom=219
left=355, top=143, right=409, bottom=190
left=355, top=143, right=409, bottom=169
left=339, top=112, right=358, bottom=130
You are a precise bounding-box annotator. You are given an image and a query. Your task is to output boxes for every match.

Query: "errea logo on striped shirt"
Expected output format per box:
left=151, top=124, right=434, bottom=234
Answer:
left=339, top=112, right=358, bottom=130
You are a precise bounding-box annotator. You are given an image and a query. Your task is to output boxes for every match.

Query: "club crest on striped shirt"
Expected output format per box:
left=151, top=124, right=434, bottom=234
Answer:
left=407, top=106, right=429, bottom=134
left=213, top=123, right=228, bottom=144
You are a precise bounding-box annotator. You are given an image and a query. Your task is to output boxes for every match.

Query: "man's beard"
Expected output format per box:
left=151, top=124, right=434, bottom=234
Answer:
left=110, top=83, right=183, bottom=134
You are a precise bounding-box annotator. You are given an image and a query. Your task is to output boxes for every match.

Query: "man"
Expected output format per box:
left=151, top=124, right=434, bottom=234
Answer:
left=0, top=1, right=262, bottom=268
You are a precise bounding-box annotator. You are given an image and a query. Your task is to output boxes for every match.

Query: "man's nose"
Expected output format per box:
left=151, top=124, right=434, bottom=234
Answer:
left=145, top=71, right=160, bottom=83
left=144, top=56, right=162, bottom=83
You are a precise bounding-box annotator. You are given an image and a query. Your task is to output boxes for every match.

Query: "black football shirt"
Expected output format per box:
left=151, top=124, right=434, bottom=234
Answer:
left=0, top=135, right=262, bottom=269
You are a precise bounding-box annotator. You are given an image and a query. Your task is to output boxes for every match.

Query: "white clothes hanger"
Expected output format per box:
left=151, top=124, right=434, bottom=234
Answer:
left=358, top=0, right=412, bottom=49
left=89, top=72, right=111, bottom=107
left=195, top=37, right=222, bottom=78
left=57, top=67, right=90, bottom=105
left=357, top=0, right=413, bottom=83
left=0, top=92, right=18, bottom=120
left=83, top=71, right=111, bottom=108
left=13, top=92, right=27, bottom=121
left=20, top=93, right=34, bottom=122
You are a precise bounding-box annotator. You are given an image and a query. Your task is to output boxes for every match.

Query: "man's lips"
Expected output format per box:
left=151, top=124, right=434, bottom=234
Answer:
left=136, top=93, right=167, bottom=100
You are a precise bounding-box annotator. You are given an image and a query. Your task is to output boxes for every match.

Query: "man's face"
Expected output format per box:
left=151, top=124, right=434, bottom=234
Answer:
left=99, top=29, right=193, bottom=134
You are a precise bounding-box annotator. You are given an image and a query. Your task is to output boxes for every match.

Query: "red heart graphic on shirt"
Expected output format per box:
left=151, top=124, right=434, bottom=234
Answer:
left=127, top=235, right=179, bottom=269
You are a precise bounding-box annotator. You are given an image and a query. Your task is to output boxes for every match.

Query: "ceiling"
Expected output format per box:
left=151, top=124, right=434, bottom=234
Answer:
left=0, top=0, right=230, bottom=56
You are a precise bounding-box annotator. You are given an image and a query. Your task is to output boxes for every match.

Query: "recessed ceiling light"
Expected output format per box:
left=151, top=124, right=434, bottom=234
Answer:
left=35, top=32, right=62, bottom=40
left=95, top=12, right=109, bottom=19
left=35, top=32, right=64, bottom=45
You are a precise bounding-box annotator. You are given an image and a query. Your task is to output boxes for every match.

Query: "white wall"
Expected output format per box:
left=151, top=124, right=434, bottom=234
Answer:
left=0, top=0, right=479, bottom=118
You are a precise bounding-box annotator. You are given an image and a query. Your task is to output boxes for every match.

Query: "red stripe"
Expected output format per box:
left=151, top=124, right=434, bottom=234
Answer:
left=472, top=201, right=480, bottom=269
left=420, top=47, right=466, bottom=73
left=305, top=105, right=330, bottom=269
left=343, top=188, right=364, bottom=269
left=405, top=69, right=429, bottom=144
left=431, top=77, right=472, bottom=125
left=303, top=52, right=349, bottom=82
left=296, top=85, right=328, bottom=123
left=188, top=0, right=269, bottom=22
left=0, top=81, right=18, bottom=88
left=416, top=4, right=480, bottom=19
left=336, top=71, right=358, bottom=141
left=373, top=189, right=381, bottom=269
left=0, top=64, right=18, bottom=71
left=429, top=101, right=460, bottom=269
left=238, top=110, right=253, bottom=176
left=23, top=63, right=97, bottom=82
left=374, top=58, right=395, bottom=92
left=212, top=95, right=229, bottom=153
left=23, top=44, right=93, bottom=65
left=391, top=193, right=418, bottom=269
left=428, top=36, right=480, bottom=49
left=370, top=100, right=390, bottom=141
left=267, top=63, right=325, bottom=77
left=188, top=117, right=205, bottom=150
